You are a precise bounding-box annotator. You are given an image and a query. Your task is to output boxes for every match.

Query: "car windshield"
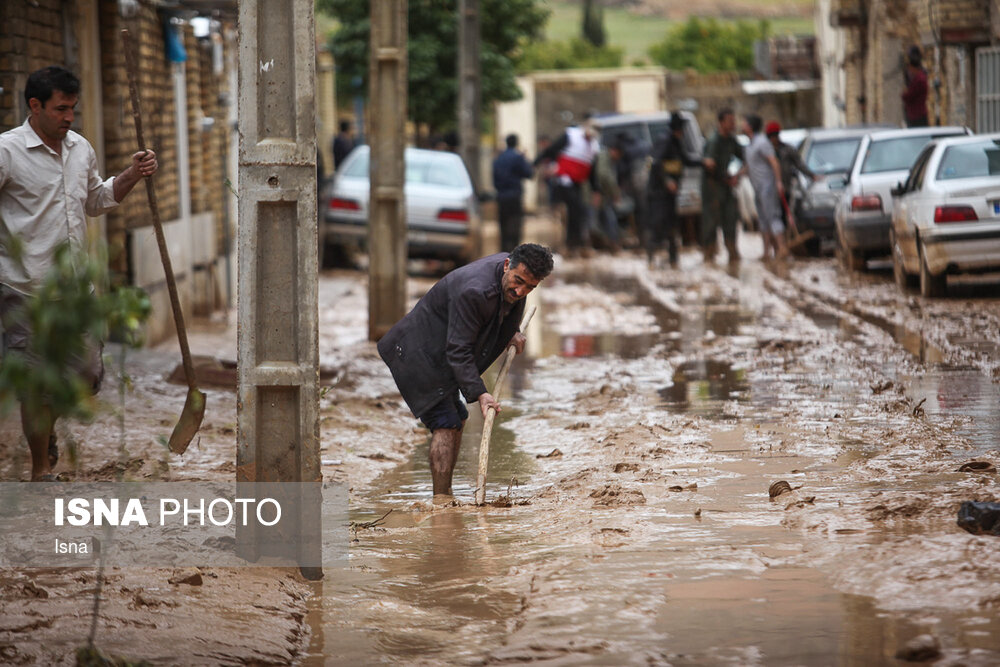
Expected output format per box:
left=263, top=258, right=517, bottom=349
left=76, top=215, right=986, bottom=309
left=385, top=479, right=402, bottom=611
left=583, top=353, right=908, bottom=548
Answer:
left=861, top=135, right=939, bottom=174
left=339, top=150, right=469, bottom=188
left=936, top=140, right=1000, bottom=180
left=804, top=137, right=861, bottom=174
left=600, top=123, right=647, bottom=147
left=406, top=154, right=469, bottom=187
left=340, top=151, right=369, bottom=178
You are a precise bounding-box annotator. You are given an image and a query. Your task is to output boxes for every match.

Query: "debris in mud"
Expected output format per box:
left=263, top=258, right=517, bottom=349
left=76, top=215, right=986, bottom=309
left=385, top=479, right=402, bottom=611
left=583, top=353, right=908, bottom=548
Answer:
left=769, top=480, right=793, bottom=499
left=667, top=483, right=697, bottom=492
left=350, top=509, right=393, bottom=533
left=589, top=483, right=646, bottom=507
left=613, top=462, right=639, bottom=473
left=168, top=569, right=204, bottom=586
left=593, top=527, right=630, bottom=547
left=537, top=448, right=563, bottom=459
left=894, top=634, right=941, bottom=662
left=17, top=581, right=49, bottom=599
left=567, top=421, right=590, bottom=430
left=912, top=397, right=927, bottom=418
left=490, top=478, right=530, bottom=507
left=957, top=461, right=996, bottom=473
left=870, top=380, right=894, bottom=395
left=359, top=452, right=398, bottom=462
left=694, top=507, right=702, bottom=518
left=784, top=496, right=815, bottom=510
left=957, top=501, right=1000, bottom=536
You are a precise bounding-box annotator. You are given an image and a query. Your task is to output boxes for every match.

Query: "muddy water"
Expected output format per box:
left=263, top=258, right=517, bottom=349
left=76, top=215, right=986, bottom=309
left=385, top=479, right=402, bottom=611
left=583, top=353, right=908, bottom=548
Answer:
left=304, top=257, right=1000, bottom=665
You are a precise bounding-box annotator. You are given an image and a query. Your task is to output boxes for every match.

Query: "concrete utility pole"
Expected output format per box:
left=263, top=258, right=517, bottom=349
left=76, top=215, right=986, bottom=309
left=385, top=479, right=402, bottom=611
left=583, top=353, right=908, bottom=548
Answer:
left=457, top=0, right=481, bottom=188
left=236, top=0, right=321, bottom=575
left=368, top=0, right=408, bottom=341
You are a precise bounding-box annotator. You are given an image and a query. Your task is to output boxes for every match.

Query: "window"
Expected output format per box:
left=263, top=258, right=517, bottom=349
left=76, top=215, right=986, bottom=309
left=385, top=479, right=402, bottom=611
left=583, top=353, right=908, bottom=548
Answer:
left=936, top=140, right=1000, bottom=180
left=977, top=47, right=1000, bottom=133
left=805, top=137, right=861, bottom=174
left=861, top=135, right=948, bottom=174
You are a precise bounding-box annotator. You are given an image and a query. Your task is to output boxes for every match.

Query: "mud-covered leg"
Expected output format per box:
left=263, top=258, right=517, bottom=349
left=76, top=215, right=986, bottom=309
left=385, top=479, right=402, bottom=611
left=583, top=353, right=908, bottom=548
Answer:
left=429, top=427, right=463, bottom=496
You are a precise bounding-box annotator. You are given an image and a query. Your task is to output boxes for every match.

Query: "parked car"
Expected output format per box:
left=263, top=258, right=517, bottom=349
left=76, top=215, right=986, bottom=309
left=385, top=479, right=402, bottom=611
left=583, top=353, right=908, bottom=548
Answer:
left=320, top=145, right=483, bottom=265
left=833, top=126, right=970, bottom=270
left=592, top=111, right=705, bottom=220
left=890, top=133, right=1000, bottom=297
left=792, top=126, right=889, bottom=253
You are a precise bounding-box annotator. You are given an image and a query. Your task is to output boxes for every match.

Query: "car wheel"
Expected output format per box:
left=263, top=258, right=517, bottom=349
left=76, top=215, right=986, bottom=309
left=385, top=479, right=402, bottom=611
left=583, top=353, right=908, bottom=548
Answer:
left=891, top=229, right=915, bottom=291
left=918, top=240, right=946, bottom=298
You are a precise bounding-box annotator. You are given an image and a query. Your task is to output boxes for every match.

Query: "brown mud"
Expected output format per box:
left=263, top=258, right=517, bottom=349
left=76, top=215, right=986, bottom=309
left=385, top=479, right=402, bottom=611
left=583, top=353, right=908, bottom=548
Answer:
left=3, top=228, right=1000, bottom=664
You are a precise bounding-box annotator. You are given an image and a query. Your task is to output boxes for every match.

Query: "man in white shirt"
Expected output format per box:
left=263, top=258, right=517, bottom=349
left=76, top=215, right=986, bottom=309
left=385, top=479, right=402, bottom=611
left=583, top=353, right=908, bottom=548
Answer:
left=743, top=114, right=786, bottom=260
left=0, top=65, right=158, bottom=480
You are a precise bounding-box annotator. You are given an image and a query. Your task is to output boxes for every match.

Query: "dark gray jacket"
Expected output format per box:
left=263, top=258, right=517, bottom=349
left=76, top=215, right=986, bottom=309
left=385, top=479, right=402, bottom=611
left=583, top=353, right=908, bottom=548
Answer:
left=377, top=253, right=525, bottom=418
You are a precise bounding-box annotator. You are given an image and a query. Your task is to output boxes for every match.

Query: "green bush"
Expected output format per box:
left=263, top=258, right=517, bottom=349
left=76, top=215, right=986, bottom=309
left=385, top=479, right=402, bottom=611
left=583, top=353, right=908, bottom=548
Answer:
left=647, top=17, right=769, bottom=73
left=519, top=37, right=623, bottom=72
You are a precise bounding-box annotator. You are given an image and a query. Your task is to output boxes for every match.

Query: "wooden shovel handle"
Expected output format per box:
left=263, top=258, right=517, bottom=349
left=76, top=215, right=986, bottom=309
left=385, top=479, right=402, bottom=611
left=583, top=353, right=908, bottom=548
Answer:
left=475, top=305, right=536, bottom=505
left=121, top=29, right=196, bottom=389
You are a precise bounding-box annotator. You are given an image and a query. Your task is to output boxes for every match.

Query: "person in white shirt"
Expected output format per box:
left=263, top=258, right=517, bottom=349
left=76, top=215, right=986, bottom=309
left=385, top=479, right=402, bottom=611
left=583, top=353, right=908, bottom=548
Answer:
left=0, top=65, right=158, bottom=481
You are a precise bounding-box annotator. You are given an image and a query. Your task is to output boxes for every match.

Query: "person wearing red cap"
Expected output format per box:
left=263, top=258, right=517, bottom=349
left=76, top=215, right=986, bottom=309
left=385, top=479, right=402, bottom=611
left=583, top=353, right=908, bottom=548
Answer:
left=766, top=121, right=819, bottom=233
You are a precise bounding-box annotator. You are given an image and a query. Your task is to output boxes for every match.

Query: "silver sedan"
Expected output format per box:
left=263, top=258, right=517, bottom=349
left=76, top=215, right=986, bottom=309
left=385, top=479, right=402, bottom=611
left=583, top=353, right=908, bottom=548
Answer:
left=320, top=146, right=483, bottom=265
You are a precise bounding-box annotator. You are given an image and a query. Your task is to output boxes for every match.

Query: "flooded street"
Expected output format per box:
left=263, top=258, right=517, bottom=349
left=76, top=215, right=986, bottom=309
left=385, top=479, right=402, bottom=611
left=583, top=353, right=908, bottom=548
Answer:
left=3, top=223, right=1000, bottom=664
left=305, top=235, right=1000, bottom=665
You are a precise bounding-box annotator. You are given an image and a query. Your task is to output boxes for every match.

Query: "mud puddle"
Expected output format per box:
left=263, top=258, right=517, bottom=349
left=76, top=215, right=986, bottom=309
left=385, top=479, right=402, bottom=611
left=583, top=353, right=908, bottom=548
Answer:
left=302, top=257, right=1000, bottom=664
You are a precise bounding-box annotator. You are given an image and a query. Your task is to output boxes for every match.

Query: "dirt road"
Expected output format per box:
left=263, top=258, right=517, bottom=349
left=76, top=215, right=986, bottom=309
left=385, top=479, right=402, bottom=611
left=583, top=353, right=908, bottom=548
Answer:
left=2, top=223, right=999, bottom=664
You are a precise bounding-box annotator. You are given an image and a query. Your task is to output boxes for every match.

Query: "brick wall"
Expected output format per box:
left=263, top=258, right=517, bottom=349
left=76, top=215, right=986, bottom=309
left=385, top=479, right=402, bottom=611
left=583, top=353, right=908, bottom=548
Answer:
left=0, top=0, right=66, bottom=130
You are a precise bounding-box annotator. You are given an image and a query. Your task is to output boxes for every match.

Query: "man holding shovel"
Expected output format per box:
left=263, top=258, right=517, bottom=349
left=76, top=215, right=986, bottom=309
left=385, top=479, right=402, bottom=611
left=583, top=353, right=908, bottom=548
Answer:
left=0, top=66, right=158, bottom=480
left=378, top=243, right=554, bottom=499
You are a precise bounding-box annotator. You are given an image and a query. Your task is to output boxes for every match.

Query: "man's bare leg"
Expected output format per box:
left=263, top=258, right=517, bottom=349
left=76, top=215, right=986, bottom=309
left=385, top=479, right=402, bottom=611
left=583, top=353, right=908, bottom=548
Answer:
left=22, top=403, right=54, bottom=481
left=429, top=427, right=463, bottom=496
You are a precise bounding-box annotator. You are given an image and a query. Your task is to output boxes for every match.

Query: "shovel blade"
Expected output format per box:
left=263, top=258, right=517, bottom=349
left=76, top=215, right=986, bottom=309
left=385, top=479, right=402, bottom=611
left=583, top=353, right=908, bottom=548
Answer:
left=168, top=387, right=207, bottom=455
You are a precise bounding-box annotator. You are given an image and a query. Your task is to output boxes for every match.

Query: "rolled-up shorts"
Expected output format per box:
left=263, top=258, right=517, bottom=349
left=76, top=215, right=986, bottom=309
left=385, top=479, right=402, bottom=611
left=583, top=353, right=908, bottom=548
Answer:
left=418, top=391, right=469, bottom=431
left=754, top=183, right=785, bottom=236
left=0, top=285, right=105, bottom=397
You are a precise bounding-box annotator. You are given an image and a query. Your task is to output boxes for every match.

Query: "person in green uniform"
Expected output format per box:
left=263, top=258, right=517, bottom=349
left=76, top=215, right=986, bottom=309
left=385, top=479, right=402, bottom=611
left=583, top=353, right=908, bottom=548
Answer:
left=700, top=108, right=745, bottom=264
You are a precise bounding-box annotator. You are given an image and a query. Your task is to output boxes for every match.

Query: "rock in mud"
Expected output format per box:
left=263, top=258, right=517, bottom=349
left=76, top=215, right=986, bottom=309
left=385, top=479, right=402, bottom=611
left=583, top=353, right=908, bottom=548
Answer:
left=957, top=501, right=1000, bottom=536
left=169, top=568, right=204, bottom=586
left=537, top=448, right=563, bottom=459
left=894, top=634, right=941, bottom=662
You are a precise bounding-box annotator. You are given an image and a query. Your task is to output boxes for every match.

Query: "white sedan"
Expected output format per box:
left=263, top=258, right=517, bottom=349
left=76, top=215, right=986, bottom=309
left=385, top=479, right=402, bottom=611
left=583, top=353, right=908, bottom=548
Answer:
left=891, top=133, right=1000, bottom=297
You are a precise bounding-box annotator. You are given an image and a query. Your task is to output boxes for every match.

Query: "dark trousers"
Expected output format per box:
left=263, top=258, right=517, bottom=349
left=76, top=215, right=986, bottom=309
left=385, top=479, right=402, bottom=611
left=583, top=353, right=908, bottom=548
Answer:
left=497, top=196, right=524, bottom=253
left=554, top=182, right=586, bottom=249
left=647, top=192, right=679, bottom=264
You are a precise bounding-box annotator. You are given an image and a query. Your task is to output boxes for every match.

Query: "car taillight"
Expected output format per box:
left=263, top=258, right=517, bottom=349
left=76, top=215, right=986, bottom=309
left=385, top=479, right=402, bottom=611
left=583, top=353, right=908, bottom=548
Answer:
left=850, top=194, right=882, bottom=212
left=437, top=208, right=469, bottom=222
left=329, top=197, right=361, bottom=211
left=933, top=205, right=978, bottom=223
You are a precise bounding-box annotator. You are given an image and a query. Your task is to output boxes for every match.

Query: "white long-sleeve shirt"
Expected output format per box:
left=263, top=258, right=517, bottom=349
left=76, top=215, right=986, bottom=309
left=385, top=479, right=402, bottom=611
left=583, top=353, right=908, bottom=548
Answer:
left=0, top=119, right=119, bottom=294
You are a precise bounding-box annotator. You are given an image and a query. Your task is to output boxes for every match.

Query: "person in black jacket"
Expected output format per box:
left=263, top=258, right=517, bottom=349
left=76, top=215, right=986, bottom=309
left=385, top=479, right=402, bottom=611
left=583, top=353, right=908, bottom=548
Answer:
left=647, top=113, right=701, bottom=267
left=377, top=244, right=554, bottom=498
left=492, top=134, right=535, bottom=252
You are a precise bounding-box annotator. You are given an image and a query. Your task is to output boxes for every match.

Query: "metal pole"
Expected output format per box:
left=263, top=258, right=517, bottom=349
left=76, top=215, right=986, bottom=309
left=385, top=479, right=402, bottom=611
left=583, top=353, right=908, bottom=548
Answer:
left=368, top=0, right=408, bottom=341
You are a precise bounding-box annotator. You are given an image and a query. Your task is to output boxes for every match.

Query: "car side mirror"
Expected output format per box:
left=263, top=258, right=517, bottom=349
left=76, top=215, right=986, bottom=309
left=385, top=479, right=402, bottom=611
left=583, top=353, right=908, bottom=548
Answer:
left=828, top=176, right=847, bottom=189
left=890, top=182, right=905, bottom=197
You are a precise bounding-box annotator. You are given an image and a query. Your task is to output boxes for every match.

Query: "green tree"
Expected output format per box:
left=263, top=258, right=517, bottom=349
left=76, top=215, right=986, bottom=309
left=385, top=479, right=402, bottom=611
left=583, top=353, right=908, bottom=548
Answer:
left=318, top=0, right=549, bottom=136
left=647, top=17, right=769, bottom=74
left=581, top=0, right=606, bottom=48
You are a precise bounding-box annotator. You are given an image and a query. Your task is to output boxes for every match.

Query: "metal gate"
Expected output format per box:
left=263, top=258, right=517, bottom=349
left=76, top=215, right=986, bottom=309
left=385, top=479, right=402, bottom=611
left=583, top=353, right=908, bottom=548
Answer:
left=976, top=46, right=1000, bottom=133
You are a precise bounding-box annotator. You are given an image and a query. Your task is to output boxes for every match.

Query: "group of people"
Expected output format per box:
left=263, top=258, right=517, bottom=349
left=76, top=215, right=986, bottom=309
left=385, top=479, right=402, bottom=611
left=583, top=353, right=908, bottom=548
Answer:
left=492, top=107, right=818, bottom=267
